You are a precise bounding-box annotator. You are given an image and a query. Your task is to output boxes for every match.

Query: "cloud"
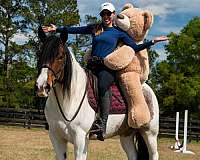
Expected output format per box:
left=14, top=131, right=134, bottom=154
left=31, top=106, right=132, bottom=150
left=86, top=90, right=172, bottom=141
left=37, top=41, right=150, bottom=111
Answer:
left=76, top=0, right=199, bottom=56
left=77, top=0, right=102, bottom=20
left=77, top=0, right=137, bottom=20
left=142, top=3, right=173, bottom=18
left=78, top=0, right=200, bottom=19
left=139, top=0, right=200, bottom=18
left=155, top=25, right=181, bottom=34
left=0, top=33, right=28, bottom=51
left=77, top=0, right=200, bottom=32
left=11, top=33, right=28, bottom=45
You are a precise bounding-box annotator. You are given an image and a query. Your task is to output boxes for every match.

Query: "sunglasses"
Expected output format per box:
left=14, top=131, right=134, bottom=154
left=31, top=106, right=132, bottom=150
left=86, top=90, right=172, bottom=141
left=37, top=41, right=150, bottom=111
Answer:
left=100, top=10, right=112, bottom=17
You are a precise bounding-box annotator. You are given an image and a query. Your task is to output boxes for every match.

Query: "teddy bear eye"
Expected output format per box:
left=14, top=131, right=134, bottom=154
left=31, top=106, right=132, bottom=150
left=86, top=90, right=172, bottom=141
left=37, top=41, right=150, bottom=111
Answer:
left=117, top=14, right=124, bottom=19
left=144, top=16, right=147, bottom=23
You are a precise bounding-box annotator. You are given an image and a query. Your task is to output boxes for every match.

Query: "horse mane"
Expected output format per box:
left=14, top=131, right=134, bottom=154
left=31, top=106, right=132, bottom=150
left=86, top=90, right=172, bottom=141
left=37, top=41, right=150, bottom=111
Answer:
left=40, top=35, right=60, bottom=64
left=40, top=35, right=72, bottom=95
left=63, top=47, right=72, bottom=96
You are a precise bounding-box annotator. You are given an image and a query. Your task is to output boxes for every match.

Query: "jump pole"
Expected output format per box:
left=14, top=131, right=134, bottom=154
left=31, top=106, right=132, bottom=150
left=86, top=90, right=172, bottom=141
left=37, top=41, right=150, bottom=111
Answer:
left=174, top=112, right=181, bottom=150
left=175, top=110, right=195, bottom=154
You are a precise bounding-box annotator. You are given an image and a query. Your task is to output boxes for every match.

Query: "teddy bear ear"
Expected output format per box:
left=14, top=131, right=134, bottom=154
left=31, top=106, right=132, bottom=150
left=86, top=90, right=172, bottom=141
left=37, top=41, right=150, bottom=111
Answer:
left=142, top=11, right=154, bottom=31
left=122, top=3, right=134, bottom=11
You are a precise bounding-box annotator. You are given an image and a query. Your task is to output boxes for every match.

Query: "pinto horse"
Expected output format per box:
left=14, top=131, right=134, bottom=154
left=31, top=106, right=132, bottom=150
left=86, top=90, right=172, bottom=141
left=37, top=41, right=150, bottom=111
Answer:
left=36, top=28, right=159, bottom=160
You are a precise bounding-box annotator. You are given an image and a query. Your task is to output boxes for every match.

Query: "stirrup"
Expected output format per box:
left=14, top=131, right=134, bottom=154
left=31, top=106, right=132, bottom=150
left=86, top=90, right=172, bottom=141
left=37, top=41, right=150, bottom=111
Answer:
left=96, top=131, right=105, bottom=141
left=89, top=119, right=105, bottom=141
left=90, top=119, right=103, bottom=133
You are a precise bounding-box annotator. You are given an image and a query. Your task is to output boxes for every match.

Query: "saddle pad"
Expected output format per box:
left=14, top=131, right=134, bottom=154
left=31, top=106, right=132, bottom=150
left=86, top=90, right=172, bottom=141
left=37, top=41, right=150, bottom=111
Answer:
left=87, top=75, right=127, bottom=114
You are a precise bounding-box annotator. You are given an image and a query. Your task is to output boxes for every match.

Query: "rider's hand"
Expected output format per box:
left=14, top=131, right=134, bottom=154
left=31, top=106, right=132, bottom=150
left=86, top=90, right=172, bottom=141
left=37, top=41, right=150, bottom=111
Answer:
left=153, top=36, right=169, bottom=44
left=42, top=24, right=57, bottom=33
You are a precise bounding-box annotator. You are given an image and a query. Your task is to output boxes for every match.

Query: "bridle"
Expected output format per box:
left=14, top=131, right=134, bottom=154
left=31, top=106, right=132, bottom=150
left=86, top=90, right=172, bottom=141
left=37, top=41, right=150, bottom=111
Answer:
left=39, top=39, right=67, bottom=84
left=41, top=62, right=65, bottom=84
left=40, top=43, right=87, bottom=122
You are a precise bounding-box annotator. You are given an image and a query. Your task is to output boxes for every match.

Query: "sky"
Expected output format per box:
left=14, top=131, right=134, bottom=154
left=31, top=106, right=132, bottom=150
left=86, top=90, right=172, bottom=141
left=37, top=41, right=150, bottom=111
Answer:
left=77, top=0, right=200, bottom=60
left=9, top=0, right=200, bottom=60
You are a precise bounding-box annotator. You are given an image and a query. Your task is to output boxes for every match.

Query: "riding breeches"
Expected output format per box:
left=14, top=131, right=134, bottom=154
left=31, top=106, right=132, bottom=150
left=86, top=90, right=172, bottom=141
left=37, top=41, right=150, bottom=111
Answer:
left=97, top=69, right=115, bottom=97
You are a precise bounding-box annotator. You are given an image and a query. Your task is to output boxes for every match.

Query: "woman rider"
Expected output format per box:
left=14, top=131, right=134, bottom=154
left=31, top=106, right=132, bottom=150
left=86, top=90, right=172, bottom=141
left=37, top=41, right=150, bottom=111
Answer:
left=42, top=2, right=168, bottom=141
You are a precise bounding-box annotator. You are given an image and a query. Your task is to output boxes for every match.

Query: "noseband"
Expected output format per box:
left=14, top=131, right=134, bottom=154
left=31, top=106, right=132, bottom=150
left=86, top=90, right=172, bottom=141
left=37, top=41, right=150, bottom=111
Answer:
left=40, top=38, right=67, bottom=84
left=41, top=61, right=65, bottom=84
left=39, top=42, right=88, bottom=122
left=41, top=58, right=88, bottom=123
left=40, top=47, right=67, bottom=85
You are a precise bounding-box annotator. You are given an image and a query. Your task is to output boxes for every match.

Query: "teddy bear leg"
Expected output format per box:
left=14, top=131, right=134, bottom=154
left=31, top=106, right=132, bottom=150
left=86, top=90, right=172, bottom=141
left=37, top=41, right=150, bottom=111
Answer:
left=119, top=71, right=150, bottom=128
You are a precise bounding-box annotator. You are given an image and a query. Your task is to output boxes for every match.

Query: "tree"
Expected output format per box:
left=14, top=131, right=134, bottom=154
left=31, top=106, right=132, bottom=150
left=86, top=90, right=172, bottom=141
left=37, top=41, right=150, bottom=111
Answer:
left=24, top=0, right=80, bottom=110
left=0, top=0, right=27, bottom=76
left=0, top=0, right=80, bottom=108
left=146, top=49, right=159, bottom=91
left=23, top=0, right=80, bottom=55
left=153, top=17, right=200, bottom=118
left=0, top=0, right=31, bottom=107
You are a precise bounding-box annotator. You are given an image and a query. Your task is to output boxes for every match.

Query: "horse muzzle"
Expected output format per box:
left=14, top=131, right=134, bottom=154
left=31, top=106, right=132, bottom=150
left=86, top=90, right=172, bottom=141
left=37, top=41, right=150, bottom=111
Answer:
left=36, top=83, right=51, bottom=97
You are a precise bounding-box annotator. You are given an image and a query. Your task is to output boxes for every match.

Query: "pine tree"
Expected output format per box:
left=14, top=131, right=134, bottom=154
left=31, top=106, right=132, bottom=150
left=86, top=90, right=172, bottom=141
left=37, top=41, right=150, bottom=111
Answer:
left=0, top=0, right=80, bottom=108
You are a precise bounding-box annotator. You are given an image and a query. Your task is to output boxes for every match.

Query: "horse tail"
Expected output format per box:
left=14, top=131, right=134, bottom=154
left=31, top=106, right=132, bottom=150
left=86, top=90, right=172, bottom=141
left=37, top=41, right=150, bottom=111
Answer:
left=136, top=132, right=149, bottom=160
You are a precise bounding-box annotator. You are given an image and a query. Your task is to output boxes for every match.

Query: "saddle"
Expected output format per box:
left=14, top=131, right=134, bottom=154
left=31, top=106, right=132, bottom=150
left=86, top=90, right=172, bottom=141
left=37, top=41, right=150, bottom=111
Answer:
left=86, top=70, right=127, bottom=114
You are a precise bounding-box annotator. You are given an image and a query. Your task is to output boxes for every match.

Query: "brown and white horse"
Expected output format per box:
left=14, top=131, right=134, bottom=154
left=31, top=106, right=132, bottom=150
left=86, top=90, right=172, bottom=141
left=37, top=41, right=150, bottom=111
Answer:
left=36, top=28, right=159, bottom=160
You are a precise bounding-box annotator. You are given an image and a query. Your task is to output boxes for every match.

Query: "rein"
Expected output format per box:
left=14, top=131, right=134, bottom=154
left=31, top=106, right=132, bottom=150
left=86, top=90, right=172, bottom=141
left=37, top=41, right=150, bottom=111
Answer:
left=40, top=38, right=85, bottom=122
left=53, top=78, right=88, bottom=122
left=42, top=65, right=58, bottom=78
left=41, top=63, right=66, bottom=83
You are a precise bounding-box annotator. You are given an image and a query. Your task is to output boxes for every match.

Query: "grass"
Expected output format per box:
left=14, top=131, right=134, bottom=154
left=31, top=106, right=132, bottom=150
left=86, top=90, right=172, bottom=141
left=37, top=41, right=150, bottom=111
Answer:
left=0, top=125, right=199, bottom=160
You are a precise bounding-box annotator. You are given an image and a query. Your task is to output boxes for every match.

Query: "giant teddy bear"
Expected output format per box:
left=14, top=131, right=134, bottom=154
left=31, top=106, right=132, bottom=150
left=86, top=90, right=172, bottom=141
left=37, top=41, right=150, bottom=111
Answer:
left=104, top=3, right=154, bottom=128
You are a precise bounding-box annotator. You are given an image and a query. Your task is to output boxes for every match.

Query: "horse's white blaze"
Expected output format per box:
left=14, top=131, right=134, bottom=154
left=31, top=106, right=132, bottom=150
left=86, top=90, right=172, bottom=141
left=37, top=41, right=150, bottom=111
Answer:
left=36, top=68, right=48, bottom=96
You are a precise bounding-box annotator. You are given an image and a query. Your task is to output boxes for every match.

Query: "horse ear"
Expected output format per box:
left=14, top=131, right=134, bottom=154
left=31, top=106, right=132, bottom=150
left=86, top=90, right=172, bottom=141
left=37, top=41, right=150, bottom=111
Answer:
left=38, top=26, right=47, bottom=43
left=60, top=28, right=68, bottom=45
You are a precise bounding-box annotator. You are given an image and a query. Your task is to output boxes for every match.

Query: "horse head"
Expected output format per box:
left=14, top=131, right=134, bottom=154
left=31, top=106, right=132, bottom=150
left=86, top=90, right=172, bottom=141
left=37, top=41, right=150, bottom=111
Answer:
left=36, top=26, right=71, bottom=97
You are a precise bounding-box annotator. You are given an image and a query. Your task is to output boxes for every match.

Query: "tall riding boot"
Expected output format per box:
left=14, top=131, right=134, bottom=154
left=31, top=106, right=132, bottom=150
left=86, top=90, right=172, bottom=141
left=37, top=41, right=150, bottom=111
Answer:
left=97, top=90, right=111, bottom=141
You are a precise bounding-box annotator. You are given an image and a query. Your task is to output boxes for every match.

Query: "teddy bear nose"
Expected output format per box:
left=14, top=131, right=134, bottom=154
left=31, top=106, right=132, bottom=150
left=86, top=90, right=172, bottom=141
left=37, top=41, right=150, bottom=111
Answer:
left=117, top=14, right=124, bottom=19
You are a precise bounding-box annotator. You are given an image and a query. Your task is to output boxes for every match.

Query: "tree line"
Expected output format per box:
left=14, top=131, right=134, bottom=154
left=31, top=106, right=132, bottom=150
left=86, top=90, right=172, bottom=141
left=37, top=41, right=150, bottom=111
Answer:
left=0, top=0, right=80, bottom=109
left=0, top=0, right=199, bottom=118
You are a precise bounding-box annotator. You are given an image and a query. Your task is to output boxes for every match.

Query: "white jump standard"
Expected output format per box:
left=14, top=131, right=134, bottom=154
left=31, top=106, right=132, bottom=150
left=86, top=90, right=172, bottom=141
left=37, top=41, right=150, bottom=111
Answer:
left=173, top=110, right=195, bottom=154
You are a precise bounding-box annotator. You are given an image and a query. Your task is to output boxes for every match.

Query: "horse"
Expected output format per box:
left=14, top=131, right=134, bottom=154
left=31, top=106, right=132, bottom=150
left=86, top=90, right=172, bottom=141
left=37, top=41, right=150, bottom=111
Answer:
left=36, top=27, right=159, bottom=160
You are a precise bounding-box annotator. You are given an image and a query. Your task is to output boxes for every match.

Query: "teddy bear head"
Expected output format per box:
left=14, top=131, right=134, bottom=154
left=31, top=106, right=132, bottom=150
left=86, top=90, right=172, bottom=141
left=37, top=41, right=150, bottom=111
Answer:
left=115, top=3, right=153, bottom=43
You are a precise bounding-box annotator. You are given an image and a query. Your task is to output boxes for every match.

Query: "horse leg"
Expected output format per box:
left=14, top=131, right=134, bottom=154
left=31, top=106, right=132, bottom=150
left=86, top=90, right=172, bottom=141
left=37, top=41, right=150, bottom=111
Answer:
left=49, top=129, right=67, bottom=160
left=120, top=134, right=137, bottom=160
left=140, top=130, right=159, bottom=160
left=73, top=130, right=89, bottom=160
left=141, top=83, right=159, bottom=160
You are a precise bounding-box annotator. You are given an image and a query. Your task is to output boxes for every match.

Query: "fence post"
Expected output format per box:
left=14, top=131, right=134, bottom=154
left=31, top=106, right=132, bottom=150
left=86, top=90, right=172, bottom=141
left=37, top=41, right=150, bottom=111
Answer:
left=188, top=116, right=192, bottom=143
left=23, top=111, right=27, bottom=128
left=27, top=111, right=31, bottom=129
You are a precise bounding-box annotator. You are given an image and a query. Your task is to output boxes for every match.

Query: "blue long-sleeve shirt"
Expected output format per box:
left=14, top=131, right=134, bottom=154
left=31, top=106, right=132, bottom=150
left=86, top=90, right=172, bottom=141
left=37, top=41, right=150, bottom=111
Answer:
left=57, top=25, right=154, bottom=58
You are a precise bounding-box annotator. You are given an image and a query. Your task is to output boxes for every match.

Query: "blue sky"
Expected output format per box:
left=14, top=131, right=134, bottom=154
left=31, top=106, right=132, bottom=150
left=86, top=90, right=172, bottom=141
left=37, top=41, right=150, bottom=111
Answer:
left=77, top=0, right=200, bottom=60
left=9, top=0, right=200, bottom=60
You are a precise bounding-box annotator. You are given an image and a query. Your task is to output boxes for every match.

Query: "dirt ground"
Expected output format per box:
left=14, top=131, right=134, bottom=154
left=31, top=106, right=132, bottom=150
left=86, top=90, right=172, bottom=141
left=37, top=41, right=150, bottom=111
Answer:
left=0, top=126, right=199, bottom=160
